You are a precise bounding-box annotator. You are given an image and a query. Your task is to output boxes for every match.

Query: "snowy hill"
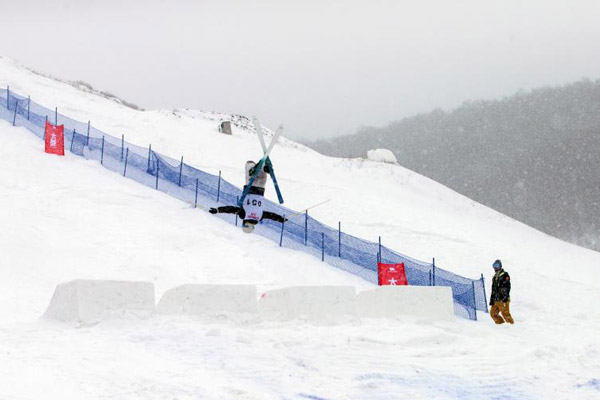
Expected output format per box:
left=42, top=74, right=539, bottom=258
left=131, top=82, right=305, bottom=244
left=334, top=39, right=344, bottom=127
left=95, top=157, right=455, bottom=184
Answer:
left=1, top=56, right=600, bottom=399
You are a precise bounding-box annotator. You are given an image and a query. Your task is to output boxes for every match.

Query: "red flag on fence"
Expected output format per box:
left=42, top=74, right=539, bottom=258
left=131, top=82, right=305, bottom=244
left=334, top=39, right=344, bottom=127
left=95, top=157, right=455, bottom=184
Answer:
left=44, top=121, right=65, bottom=156
left=378, top=262, right=408, bottom=286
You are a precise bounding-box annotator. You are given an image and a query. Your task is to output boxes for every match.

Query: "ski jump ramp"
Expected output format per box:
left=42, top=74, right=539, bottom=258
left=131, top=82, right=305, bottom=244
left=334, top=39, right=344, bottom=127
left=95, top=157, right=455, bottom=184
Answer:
left=44, top=281, right=454, bottom=323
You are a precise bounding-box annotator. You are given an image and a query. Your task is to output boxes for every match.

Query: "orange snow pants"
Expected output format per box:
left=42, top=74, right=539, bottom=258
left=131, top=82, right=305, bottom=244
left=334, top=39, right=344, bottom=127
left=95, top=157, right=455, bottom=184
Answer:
left=490, top=301, right=514, bottom=324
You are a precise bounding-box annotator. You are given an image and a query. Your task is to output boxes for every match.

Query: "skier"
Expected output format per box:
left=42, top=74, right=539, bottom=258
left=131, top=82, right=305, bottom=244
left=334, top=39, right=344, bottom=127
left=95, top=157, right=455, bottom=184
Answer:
left=489, top=259, right=514, bottom=324
left=209, top=160, right=286, bottom=233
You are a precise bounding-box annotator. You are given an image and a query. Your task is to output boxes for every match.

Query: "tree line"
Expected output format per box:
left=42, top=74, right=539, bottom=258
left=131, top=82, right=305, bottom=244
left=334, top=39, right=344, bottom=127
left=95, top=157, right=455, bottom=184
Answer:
left=307, top=79, right=600, bottom=251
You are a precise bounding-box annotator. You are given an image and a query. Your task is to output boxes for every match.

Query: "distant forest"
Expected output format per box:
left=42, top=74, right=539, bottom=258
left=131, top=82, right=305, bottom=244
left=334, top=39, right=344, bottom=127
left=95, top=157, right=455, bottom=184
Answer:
left=307, top=79, right=600, bottom=252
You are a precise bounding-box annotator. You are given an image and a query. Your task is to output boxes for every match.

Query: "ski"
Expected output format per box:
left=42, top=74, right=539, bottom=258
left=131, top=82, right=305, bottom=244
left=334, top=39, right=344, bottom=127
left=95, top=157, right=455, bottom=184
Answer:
left=237, top=121, right=283, bottom=207
left=253, top=117, right=284, bottom=204
left=264, top=158, right=284, bottom=204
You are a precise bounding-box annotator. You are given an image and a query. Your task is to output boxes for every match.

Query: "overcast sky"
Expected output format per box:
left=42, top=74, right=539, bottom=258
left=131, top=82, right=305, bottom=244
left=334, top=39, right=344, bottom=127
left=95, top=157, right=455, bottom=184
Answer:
left=2, top=0, right=600, bottom=140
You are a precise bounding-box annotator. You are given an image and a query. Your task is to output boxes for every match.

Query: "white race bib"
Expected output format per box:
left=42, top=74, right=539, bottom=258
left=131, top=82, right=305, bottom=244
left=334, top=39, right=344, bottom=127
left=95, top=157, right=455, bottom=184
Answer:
left=243, top=194, right=264, bottom=221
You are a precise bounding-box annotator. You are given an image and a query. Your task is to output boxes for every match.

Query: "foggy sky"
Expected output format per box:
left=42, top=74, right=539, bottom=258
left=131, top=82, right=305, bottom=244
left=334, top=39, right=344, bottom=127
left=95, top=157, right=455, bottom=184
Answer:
left=1, top=0, right=600, bottom=140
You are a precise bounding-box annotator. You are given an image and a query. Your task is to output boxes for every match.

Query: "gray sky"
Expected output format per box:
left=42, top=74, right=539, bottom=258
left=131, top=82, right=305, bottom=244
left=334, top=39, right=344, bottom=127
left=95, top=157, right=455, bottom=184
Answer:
left=2, top=0, right=600, bottom=140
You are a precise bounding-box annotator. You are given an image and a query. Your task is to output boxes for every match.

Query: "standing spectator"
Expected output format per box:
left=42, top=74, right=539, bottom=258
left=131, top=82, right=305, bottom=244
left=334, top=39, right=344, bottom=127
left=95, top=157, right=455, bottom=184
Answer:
left=489, top=259, right=514, bottom=324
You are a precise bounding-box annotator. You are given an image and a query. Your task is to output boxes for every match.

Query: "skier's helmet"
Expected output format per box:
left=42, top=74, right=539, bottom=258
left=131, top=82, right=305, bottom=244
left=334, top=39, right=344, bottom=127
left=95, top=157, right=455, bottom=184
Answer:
left=242, top=219, right=258, bottom=234
left=492, top=259, right=502, bottom=270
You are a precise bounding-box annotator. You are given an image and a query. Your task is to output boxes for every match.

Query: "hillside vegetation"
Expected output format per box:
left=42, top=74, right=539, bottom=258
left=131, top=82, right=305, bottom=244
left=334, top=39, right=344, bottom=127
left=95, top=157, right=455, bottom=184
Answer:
left=309, top=79, right=600, bottom=251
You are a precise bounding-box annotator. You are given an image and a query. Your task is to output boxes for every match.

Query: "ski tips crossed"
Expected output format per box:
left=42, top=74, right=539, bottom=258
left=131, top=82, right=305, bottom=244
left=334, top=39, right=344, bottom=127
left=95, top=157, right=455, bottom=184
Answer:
left=235, top=117, right=285, bottom=207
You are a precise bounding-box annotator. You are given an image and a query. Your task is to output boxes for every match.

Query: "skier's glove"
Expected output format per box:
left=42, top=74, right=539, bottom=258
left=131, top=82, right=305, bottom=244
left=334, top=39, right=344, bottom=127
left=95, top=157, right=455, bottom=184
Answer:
left=209, top=208, right=218, bottom=214
left=263, top=164, right=271, bottom=174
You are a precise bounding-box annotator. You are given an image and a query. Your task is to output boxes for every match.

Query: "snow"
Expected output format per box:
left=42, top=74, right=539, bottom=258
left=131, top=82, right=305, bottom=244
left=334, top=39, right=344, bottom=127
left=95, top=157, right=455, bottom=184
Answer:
left=156, top=284, right=259, bottom=316
left=357, top=286, right=454, bottom=320
left=44, top=279, right=155, bottom=323
left=367, top=148, right=398, bottom=164
left=258, top=286, right=357, bottom=323
left=1, top=55, right=600, bottom=399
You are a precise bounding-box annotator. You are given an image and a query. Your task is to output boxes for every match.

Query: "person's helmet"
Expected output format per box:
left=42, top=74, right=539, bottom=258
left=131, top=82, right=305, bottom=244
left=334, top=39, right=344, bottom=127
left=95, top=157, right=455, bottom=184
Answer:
left=242, top=219, right=258, bottom=234
left=492, top=259, right=502, bottom=269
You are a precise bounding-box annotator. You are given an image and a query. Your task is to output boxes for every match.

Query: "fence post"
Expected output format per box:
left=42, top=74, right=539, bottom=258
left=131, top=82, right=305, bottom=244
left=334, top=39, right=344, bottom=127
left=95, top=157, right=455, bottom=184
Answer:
left=279, top=219, right=285, bottom=247
left=338, top=221, right=341, bottom=257
left=100, top=136, right=105, bottom=165
left=471, top=280, right=478, bottom=321
left=432, top=257, right=436, bottom=286
left=86, top=121, right=90, bottom=146
left=27, top=96, right=30, bottom=120
left=147, top=144, right=152, bottom=172
left=54, top=107, right=57, bottom=125
left=194, top=178, right=199, bottom=208
left=235, top=196, right=239, bottom=226
left=120, top=135, right=124, bottom=161
left=123, top=148, right=129, bottom=176
left=155, top=159, right=159, bottom=189
left=378, top=236, right=382, bottom=263
left=6, top=86, right=9, bottom=109
left=480, top=273, right=489, bottom=313
left=70, top=129, right=76, bottom=152
left=216, top=170, right=222, bottom=202
left=12, top=99, right=18, bottom=126
left=178, top=156, right=183, bottom=186
left=44, top=116, right=48, bottom=140
left=429, top=270, right=432, bottom=286
left=304, top=210, right=308, bottom=245
left=321, top=232, right=325, bottom=261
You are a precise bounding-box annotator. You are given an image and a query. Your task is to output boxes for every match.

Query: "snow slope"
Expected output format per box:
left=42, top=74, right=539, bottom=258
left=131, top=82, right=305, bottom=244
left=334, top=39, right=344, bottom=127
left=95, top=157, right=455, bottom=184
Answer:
left=1, top=56, right=600, bottom=399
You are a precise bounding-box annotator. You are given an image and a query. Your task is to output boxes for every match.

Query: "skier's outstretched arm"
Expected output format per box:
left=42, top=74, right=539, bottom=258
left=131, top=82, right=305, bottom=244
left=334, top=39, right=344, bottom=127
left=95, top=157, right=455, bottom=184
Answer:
left=210, top=206, right=242, bottom=215
left=262, top=211, right=287, bottom=223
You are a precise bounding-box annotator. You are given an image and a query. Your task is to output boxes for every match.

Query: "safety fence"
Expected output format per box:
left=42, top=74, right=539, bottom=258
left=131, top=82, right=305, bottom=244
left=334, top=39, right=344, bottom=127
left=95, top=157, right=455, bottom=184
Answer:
left=0, top=86, right=488, bottom=320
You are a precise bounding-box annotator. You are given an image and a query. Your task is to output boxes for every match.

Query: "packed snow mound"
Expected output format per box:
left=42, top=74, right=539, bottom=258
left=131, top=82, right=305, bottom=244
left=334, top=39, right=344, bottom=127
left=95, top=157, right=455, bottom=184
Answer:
left=44, top=280, right=155, bottom=323
left=357, top=286, right=454, bottom=320
left=44, top=280, right=454, bottom=325
left=367, top=148, right=398, bottom=164
left=258, top=286, right=357, bottom=324
left=156, top=284, right=258, bottom=317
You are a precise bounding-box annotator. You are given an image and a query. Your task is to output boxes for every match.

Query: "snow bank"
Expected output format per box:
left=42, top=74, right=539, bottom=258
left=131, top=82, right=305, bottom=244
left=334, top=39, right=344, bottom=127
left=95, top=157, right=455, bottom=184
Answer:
left=43, top=281, right=454, bottom=324
left=357, top=286, right=454, bottom=320
left=44, top=280, right=155, bottom=323
left=155, top=284, right=258, bottom=317
left=367, top=148, right=397, bottom=164
left=258, top=286, right=357, bottom=323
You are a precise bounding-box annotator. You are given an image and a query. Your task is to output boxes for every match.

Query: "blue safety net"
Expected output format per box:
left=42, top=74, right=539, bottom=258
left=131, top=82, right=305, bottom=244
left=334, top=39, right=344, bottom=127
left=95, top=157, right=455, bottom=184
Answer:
left=0, top=87, right=488, bottom=320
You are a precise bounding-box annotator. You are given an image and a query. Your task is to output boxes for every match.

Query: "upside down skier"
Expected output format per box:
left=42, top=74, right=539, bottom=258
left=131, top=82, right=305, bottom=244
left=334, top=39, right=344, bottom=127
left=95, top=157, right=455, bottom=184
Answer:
left=209, top=160, right=286, bottom=233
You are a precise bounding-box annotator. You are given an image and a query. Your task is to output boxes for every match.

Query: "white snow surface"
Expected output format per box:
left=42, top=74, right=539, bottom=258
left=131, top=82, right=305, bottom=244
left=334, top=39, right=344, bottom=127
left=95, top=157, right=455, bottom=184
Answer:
left=1, top=55, right=600, bottom=399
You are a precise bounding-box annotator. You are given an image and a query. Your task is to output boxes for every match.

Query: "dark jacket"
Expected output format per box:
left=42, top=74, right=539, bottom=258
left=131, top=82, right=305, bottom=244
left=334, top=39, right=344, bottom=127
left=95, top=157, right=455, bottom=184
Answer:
left=243, top=185, right=265, bottom=196
left=215, top=205, right=286, bottom=223
left=490, top=268, right=511, bottom=305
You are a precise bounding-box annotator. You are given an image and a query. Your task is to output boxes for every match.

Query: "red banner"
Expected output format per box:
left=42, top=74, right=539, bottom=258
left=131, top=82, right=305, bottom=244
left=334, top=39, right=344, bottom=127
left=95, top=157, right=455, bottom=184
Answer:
left=44, top=122, right=65, bottom=156
left=378, top=262, right=407, bottom=286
